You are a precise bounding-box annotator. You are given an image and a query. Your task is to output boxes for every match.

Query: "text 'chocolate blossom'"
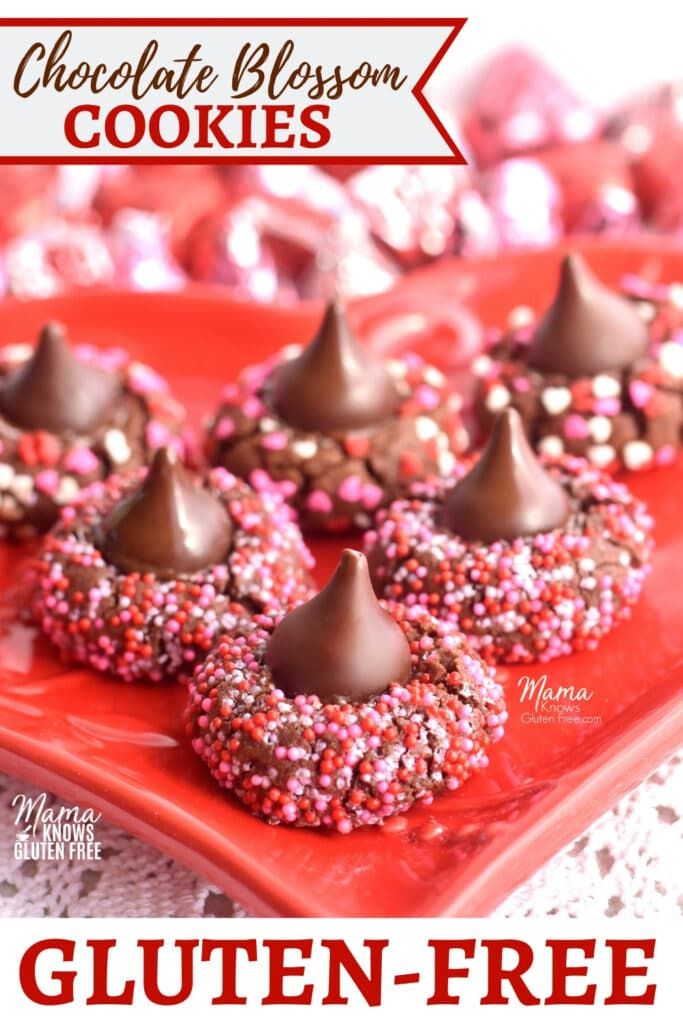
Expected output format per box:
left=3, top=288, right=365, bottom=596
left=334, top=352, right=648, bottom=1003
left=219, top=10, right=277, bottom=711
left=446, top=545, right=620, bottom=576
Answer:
left=101, top=446, right=233, bottom=579
left=526, top=252, right=649, bottom=376
left=442, top=408, right=570, bottom=542
left=266, top=548, right=411, bottom=703
left=266, top=298, right=399, bottom=432
left=0, top=322, right=120, bottom=433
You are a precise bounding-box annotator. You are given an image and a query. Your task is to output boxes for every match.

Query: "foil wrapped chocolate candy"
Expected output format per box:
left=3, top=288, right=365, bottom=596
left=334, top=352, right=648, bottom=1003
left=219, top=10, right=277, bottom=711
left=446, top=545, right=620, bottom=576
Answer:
left=462, top=47, right=600, bottom=168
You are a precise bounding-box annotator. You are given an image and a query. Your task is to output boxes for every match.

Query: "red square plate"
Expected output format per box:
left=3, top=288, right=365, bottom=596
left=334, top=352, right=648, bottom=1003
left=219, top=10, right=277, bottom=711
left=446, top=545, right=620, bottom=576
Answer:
left=1, top=240, right=682, bottom=917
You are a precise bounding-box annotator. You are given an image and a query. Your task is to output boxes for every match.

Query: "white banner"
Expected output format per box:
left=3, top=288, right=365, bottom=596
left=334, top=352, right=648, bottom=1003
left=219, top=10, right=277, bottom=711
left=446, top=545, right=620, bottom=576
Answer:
left=0, top=917, right=677, bottom=1021
left=0, top=19, right=466, bottom=162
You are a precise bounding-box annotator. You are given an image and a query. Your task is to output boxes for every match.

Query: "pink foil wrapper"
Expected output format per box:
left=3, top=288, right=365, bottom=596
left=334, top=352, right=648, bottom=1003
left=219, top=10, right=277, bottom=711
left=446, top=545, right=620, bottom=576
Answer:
left=3, top=219, right=115, bottom=298
left=536, top=140, right=641, bottom=234
left=300, top=210, right=400, bottom=299
left=463, top=47, right=600, bottom=168
left=0, top=167, right=57, bottom=244
left=108, top=209, right=187, bottom=292
left=480, top=158, right=563, bottom=248
left=347, top=165, right=499, bottom=268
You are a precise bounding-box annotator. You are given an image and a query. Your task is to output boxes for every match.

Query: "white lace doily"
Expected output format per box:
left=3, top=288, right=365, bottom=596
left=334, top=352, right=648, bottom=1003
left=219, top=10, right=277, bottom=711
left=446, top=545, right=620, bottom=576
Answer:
left=0, top=753, right=680, bottom=918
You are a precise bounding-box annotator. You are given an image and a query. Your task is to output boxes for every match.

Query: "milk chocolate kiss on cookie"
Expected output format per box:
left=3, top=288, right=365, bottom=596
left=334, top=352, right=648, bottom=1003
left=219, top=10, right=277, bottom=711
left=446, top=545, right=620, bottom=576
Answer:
left=0, top=322, right=121, bottom=433
left=526, top=253, right=649, bottom=376
left=266, top=549, right=411, bottom=703
left=442, top=408, right=570, bottom=543
left=101, top=447, right=233, bottom=579
left=266, top=298, right=399, bottom=432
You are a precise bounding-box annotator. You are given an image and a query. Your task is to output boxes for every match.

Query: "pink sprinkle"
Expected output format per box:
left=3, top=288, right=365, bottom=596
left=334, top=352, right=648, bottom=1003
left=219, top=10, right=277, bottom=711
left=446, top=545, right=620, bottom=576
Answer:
left=593, top=397, right=620, bottom=416
left=361, top=483, right=384, bottom=509
left=563, top=414, right=589, bottom=440
left=337, top=474, right=362, bottom=503
left=306, top=489, right=333, bottom=513
left=145, top=420, right=170, bottom=448
left=243, top=396, right=265, bottom=418
left=261, top=431, right=288, bottom=451
left=128, top=363, right=167, bottom=395
left=655, top=444, right=677, bottom=466
left=214, top=416, right=235, bottom=440
left=413, top=385, right=440, bottom=410
left=513, top=376, right=531, bottom=393
left=63, top=446, right=99, bottom=475
left=629, top=380, right=654, bottom=408
left=34, top=469, right=59, bottom=496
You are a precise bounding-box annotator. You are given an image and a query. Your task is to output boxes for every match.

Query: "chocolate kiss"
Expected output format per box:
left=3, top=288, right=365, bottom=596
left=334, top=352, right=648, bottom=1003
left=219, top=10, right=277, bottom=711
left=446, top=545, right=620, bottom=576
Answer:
left=267, top=298, right=399, bottom=431
left=442, top=409, right=570, bottom=543
left=102, top=447, right=233, bottom=579
left=0, top=322, right=120, bottom=433
left=526, top=253, right=649, bottom=376
left=266, top=549, right=411, bottom=703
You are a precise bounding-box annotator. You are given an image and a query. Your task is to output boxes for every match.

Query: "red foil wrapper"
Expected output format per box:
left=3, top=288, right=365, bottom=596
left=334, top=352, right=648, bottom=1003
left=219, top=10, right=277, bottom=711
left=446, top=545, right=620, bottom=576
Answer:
left=607, top=85, right=683, bottom=231
left=346, top=165, right=499, bottom=269
left=463, top=47, right=600, bottom=168
left=0, top=167, right=57, bottom=244
left=480, top=158, right=563, bottom=248
left=176, top=202, right=290, bottom=302
left=536, top=140, right=641, bottom=233
left=3, top=219, right=115, bottom=299
left=94, top=166, right=229, bottom=248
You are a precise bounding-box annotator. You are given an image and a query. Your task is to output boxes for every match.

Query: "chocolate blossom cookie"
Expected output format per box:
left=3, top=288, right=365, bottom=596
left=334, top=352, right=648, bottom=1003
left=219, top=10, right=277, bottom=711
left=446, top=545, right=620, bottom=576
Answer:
left=30, top=447, right=314, bottom=683
left=473, top=253, right=683, bottom=473
left=206, top=299, right=469, bottom=532
left=0, top=322, right=185, bottom=539
left=186, top=549, right=506, bottom=832
left=365, top=409, right=653, bottom=665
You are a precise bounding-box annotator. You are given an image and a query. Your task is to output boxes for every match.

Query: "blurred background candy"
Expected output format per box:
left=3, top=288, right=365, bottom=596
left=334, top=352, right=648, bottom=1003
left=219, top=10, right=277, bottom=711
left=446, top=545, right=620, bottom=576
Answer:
left=0, top=47, right=681, bottom=306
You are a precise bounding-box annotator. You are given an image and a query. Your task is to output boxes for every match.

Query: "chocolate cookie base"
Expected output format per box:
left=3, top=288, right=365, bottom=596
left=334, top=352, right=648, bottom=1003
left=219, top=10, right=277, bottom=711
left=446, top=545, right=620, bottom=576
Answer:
left=365, top=454, right=654, bottom=664
left=206, top=351, right=469, bottom=532
left=30, top=466, right=314, bottom=683
left=186, top=603, right=506, bottom=831
left=0, top=344, right=185, bottom=540
left=473, top=287, right=683, bottom=473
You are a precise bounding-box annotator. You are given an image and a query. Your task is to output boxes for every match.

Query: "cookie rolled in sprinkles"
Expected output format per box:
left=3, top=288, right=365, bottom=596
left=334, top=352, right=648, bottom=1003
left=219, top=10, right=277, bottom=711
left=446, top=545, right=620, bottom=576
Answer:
left=206, top=298, right=469, bottom=531
left=365, top=409, right=654, bottom=664
left=0, top=322, right=185, bottom=539
left=474, top=253, right=683, bottom=472
left=186, top=550, right=506, bottom=831
left=30, top=448, right=314, bottom=683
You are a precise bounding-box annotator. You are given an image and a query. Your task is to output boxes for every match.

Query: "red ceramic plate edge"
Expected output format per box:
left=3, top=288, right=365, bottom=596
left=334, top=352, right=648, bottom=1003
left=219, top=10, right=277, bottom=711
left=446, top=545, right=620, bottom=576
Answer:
left=1, top=678, right=680, bottom=919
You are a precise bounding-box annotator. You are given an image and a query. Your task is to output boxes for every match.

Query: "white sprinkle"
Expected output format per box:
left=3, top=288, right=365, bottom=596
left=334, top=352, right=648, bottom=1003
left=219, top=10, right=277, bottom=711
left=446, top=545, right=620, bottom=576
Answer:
left=485, top=384, right=511, bottom=413
left=623, top=439, right=653, bottom=470
left=423, top=365, right=445, bottom=387
left=635, top=301, right=656, bottom=323
left=415, top=416, right=439, bottom=441
left=438, top=452, right=456, bottom=476
left=472, top=354, right=492, bottom=376
left=668, top=283, right=683, bottom=309
left=538, top=435, right=564, bottom=457
left=104, top=429, right=131, bottom=465
left=11, top=473, right=34, bottom=503
left=592, top=374, right=620, bottom=399
left=588, top=415, right=612, bottom=443
left=659, top=341, right=683, bottom=379
left=56, top=476, right=81, bottom=505
left=1, top=343, right=32, bottom=365
left=507, top=305, right=535, bottom=329
left=541, top=386, right=571, bottom=416
left=587, top=444, right=616, bottom=468
left=291, top=439, right=317, bottom=460
left=0, top=463, right=15, bottom=489
left=387, top=359, right=407, bottom=378
left=259, top=417, right=279, bottom=433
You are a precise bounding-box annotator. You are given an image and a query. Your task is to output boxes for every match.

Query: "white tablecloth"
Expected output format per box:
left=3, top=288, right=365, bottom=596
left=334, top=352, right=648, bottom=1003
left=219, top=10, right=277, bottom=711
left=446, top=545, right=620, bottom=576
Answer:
left=0, top=753, right=680, bottom=918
